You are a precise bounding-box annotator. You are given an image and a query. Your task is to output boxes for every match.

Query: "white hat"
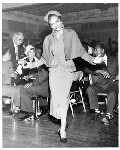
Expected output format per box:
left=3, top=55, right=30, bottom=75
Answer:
left=44, top=10, right=61, bottom=22
left=25, top=45, right=35, bottom=55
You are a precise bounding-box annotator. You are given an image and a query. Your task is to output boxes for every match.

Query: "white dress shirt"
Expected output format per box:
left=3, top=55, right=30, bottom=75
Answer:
left=14, top=43, right=19, bottom=60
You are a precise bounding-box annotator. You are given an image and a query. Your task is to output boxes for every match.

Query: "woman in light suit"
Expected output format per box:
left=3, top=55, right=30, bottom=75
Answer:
left=28, top=11, right=104, bottom=143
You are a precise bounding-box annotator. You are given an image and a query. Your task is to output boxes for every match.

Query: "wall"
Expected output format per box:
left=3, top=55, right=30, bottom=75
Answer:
left=2, top=6, right=118, bottom=46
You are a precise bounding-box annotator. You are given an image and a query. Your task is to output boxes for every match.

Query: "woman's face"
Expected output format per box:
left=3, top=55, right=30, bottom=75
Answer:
left=27, top=50, right=35, bottom=59
left=49, top=15, right=62, bottom=31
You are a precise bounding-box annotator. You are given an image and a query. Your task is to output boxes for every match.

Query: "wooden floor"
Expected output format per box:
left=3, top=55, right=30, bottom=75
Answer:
left=2, top=104, right=118, bottom=148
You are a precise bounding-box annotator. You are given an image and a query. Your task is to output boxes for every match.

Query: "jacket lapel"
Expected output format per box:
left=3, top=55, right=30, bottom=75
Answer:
left=63, top=29, right=71, bottom=59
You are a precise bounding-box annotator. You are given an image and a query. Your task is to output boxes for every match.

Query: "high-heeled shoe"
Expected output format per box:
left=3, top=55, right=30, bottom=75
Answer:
left=57, top=130, right=67, bottom=143
left=55, top=122, right=68, bottom=135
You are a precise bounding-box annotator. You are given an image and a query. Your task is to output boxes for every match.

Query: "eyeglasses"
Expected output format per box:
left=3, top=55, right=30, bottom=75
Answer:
left=15, top=36, right=24, bottom=42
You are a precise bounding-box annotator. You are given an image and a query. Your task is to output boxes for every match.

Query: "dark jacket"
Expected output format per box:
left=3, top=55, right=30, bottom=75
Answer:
left=3, top=39, right=25, bottom=70
left=32, top=65, right=49, bottom=97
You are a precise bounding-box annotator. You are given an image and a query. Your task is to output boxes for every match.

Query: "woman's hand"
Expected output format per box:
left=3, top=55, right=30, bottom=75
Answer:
left=11, top=73, right=17, bottom=79
left=23, top=76, right=29, bottom=81
left=18, top=60, right=27, bottom=66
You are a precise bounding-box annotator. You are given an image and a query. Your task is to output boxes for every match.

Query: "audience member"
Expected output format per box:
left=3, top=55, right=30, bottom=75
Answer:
left=2, top=47, right=21, bottom=114
left=3, top=32, right=25, bottom=70
left=17, top=48, right=49, bottom=121
left=90, top=40, right=97, bottom=49
left=86, top=43, right=118, bottom=125
left=110, top=41, right=118, bottom=56
left=16, top=45, right=38, bottom=76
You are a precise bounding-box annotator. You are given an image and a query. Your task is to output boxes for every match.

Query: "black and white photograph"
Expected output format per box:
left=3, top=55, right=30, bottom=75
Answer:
left=2, top=2, right=119, bottom=148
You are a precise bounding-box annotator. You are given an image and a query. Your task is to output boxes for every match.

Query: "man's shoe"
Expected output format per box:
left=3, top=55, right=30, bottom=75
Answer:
left=38, top=109, right=49, bottom=117
left=9, top=109, right=14, bottom=117
left=29, top=115, right=39, bottom=120
left=91, top=112, right=101, bottom=120
left=101, top=114, right=113, bottom=125
left=17, top=115, right=31, bottom=121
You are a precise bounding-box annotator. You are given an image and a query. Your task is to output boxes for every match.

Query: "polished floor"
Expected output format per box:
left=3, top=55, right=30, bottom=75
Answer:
left=2, top=104, right=118, bottom=148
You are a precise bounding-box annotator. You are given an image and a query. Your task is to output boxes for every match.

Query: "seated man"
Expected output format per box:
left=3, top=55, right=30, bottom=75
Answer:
left=86, top=44, right=118, bottom=125
left=17, top=47, right=49, bottom=121
left=2, top=47, right=21, bottom=114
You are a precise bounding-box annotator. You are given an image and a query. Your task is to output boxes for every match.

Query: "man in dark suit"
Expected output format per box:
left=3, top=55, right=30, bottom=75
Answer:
left=3, top=32, right=25, bottom=70
left=86, top=44, right=118, bottom=125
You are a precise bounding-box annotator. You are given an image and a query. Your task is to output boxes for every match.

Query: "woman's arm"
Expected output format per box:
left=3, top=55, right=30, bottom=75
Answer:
left=72, top=31, right=104, bottom=65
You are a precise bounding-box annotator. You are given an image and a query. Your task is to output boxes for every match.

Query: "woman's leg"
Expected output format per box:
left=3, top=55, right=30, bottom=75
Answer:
left=61, top=118, right=67, bottom=138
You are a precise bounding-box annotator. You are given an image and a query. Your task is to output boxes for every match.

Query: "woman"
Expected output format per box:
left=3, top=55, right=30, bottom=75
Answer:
left=28, top=11, right=104, bottom=143
left=16, top=45, right=38, bottom=76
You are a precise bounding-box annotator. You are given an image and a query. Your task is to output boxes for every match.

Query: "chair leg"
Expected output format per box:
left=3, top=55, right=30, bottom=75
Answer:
left=35, top=97, right=38, bottom=118
left=79, top=89, right=86, bottom=112
left=10, top=98, right=15, bottom=117
left=69, top=101, right=74, bottom=117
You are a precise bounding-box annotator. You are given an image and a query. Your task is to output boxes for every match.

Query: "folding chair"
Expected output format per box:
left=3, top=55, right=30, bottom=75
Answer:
left=97, top=93, right=107, bottom=113
left=69, top=71, right=86, bottom=117
left=32, top=96, right=49, bottom=118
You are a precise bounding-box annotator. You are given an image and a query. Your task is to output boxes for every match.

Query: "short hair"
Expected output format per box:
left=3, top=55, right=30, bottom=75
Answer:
left=95, top=43, right=106, bottom=53
left=90, top=40, right=97, bottom=48
left=2, top=47, right=9, bottom=56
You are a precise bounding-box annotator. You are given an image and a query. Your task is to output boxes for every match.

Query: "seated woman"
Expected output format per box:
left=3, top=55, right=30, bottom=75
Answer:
left=15, top=45, right=39, bottom=85
left=17, top=48, right=49, bottom=121
left=2, top=47, right=21, bottom=114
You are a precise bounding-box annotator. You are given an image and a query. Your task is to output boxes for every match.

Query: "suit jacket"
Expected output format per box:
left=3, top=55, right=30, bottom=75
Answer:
left=3, top=39, right=25, bottom=70
left=41, top=28, right=95, bottom=67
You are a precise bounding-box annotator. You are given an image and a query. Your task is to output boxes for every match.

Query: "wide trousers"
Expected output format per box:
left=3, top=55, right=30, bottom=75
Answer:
left=87, top=81, right=118, bottom=116
left=20, top=83, right=49, bottom=113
